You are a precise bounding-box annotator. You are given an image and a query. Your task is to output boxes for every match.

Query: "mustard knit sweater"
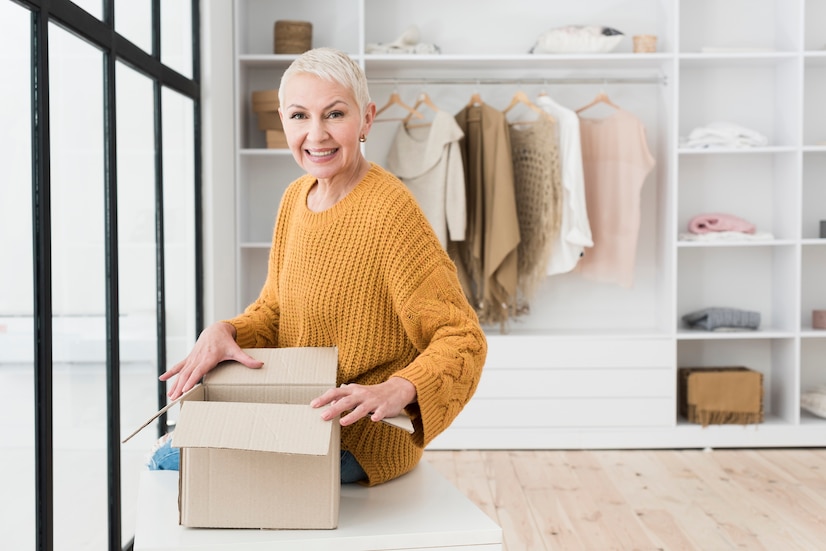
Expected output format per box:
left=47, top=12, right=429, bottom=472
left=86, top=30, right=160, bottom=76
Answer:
left=227, top=163, right=487, bottom=486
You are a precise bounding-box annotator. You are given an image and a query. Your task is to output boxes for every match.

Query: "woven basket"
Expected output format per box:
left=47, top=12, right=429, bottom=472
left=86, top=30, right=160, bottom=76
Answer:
left=632, top=34, right=657, bottom=53
left=274, top=20, right=312, bottom=54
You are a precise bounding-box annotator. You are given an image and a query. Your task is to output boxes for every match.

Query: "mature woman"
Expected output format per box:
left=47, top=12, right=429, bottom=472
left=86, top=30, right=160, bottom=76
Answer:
left=154, top=47, right=486, bottom=486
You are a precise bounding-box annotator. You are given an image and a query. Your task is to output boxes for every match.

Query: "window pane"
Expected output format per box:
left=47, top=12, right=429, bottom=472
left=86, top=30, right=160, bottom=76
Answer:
left=115, top=0, right=152, bottom=54
left=71, top=0, right=102, bottom=20
left=115, top=60, right=158, bottom=547
left=48, top=23, right=108, bottom=551
left=0, top=3, right=35, bottom=550
left=161, top=0, right=193, bottom=78
left=161, top=87, right=197, bottom=371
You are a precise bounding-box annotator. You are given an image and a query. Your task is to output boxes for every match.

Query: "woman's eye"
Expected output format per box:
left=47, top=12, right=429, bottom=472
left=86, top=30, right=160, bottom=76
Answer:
left=289, top=112, right=306, bottom=120
left=327, top=111, right=344, bottom=119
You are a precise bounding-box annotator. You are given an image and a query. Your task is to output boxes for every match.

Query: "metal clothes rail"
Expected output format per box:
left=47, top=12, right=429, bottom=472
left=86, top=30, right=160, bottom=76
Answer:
left=367, top=76, right=667, bottom=86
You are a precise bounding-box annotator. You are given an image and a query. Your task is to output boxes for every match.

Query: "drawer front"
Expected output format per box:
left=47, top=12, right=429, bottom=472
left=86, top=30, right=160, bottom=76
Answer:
left=457, top=336, right=675, bottom=429
left=451, top=397, right=674, bottom=428
left=484, top=336, right=674, bottom=369
left=474, top=368, right=672, bottom=399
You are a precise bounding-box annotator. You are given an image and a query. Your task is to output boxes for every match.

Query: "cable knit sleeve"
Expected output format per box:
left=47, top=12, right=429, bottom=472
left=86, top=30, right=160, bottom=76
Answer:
left=393, top=262, right=487, bottom=447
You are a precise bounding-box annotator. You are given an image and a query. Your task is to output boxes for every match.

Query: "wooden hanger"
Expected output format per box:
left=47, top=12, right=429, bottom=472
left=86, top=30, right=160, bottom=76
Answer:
left=403, top=91, right=440, bottom=128
left=503, top=90, right=544, bottom=116
left=503, top=90, right=554, bottom=125
left=375, top=91, right=423, bottom=122
left=467, top=91, right=484, bottom=107
left=575, top=91, right=621, bottom=114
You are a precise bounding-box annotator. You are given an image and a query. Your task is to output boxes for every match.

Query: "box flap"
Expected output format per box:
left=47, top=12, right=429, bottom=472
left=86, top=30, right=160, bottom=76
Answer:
left=205, top=347, right=338, bottom=387
left=172, top=401, right=333, bottom=455
left=382, top=414, right=415, bottom=433
left=121, top=384, right=205, bottom=443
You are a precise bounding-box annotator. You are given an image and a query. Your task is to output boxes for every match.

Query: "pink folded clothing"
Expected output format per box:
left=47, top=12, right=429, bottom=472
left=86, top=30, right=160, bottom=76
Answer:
left=687, top=213, right=756, bottom=234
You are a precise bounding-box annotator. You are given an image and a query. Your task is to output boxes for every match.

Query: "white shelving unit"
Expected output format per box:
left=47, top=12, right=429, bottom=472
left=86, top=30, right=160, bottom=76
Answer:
left=226, top=0, right=826, bottom=449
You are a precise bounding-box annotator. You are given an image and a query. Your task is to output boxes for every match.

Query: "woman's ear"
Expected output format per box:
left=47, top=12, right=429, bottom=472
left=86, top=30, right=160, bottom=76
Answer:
left=362, top=102, right=376, bottom=135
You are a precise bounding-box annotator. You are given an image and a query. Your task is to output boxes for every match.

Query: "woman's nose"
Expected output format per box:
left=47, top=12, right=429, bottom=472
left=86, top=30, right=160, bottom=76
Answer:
left=307, top=118, right=328, bottom=140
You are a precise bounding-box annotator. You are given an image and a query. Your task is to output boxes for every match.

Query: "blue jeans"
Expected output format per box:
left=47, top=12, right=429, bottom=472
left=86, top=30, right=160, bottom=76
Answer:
left=148, top=437, right=367, bottom=483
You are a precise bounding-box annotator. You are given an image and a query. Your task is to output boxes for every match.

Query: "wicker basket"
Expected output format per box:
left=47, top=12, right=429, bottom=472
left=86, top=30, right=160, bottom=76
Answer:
left=632, top=34, right=657, bottom=53
left=274, top=20, right=312, bottom=54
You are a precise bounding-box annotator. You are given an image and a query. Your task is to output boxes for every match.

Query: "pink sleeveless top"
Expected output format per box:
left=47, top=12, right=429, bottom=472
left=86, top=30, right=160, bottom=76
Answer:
left=576, top=109, right=655, bottom=288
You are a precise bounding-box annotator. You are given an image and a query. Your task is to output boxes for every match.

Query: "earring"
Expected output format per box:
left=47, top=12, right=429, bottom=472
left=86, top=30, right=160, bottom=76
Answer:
left=359, top=135, right=366, bottom=143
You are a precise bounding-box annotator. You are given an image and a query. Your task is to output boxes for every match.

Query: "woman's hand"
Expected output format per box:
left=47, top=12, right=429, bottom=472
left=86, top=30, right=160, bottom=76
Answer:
left=159, top=321, right=264, bottom=399
left=310, top=376, right=417, bottom=427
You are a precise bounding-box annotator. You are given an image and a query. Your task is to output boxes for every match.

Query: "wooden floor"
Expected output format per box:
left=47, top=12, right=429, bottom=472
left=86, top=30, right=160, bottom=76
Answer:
left=422, top=448, right=826, bottom=550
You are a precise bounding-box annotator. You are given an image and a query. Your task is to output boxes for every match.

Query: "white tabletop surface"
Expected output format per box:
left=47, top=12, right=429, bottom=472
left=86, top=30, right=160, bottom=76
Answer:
left=134, top=460, right=502, bottom=550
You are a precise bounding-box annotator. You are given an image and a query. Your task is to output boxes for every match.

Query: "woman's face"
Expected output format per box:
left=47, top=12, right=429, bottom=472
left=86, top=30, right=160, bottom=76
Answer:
left=279, top=73, right=373, bottom=183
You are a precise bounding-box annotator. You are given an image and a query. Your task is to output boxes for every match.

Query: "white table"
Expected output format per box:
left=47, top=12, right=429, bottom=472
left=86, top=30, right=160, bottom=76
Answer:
left=134, top=461, right=503, bottom=550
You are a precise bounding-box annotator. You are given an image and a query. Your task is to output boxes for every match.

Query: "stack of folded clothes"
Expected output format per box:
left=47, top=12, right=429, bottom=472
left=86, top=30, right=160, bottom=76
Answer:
left=682, top=307, right=761, bottom=331
left=679, top=212, right=773, bottom=242
left=682, top=121, right=768, bottom=149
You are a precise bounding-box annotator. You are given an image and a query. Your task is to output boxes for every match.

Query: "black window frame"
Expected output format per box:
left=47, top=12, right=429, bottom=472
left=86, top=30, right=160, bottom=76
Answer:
left=8, top=1, right=203, bottom=550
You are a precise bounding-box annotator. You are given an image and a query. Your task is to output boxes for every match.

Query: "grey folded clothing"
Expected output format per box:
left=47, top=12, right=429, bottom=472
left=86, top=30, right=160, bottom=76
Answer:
left=682, top=307, right=761, bottom=331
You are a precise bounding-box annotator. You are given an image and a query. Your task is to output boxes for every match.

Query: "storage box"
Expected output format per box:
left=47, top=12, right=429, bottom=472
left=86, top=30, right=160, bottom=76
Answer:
left=125, top=346, right=413, bottom=530
left=126, top=347, right=341, bottom=529
left=677, top=367, right=764, bottom=426
left=266, top=129, right=289, bottom=149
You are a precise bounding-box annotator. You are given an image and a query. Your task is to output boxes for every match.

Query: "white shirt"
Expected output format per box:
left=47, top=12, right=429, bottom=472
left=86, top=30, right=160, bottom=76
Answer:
left=536, top=94, right=593, bottom=275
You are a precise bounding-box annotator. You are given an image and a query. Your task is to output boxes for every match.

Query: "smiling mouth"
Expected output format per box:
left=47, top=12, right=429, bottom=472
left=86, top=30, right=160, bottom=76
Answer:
left=306, top=148, right=337, bottom=158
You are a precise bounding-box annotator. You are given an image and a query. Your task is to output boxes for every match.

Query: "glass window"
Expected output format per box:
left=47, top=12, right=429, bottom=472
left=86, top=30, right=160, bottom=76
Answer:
left=0, top=3, right=35, bottom=549
left=162, top=86, right=197, bottom=366
left=115, top=0, right=152, bottom=54
left=161, top=0, right=193, bottom=78
left=48, top=22, right=108, bottom=550
left=114, top=60, right=159, bottom=546
left=71, top=0, right=102, bottom=20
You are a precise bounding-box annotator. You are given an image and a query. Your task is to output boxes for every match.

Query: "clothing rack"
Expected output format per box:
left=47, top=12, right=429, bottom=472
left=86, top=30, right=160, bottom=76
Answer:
left=367, top=76, right=667, bottom=86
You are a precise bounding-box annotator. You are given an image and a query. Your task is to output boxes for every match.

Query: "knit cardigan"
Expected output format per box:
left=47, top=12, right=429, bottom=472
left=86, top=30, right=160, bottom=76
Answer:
left=227, top=163, right=487, bottom=486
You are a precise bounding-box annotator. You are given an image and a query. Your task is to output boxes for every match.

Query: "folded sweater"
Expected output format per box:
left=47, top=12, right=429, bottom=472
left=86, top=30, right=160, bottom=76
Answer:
left=688, top=213, right=756, bottom=234
left=682, top=307, right=761, bottom=331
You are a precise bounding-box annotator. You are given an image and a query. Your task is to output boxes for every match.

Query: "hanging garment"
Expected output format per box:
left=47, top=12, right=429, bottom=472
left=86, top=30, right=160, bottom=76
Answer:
left=386, top=110, right=466, bottom=248
left=535, top=94, right=594, bottom=275
left=453, top=102, right=521, bottom=327
left=507, top=115, right=562, bottom=304
left=576, top=109, right=655, bottom=288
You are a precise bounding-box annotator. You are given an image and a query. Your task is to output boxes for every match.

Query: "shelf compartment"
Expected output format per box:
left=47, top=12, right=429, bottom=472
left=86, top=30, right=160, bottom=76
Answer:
left=234, top=0, right=360, bottom=56
left=805, top=0, right=826, bottom=52
left=364, top=0, right=674, bottom=57
left=677, top=245, right=798, bottom=333
left=802, top=151, right=826, bottom=239
left=677, top=338, right=798, bottom=424
left=239, top=247, right=269, bottom=308
left=678, top=60, right=802, bottom=148
left=801, top=338, right=826, bottom=392
left=801, top=245, right=826, bottom=329
left=803, top=61, right=826, bottom=146
left=236, top=155, right=302, bottom=243
left=677, top=152, right=800, bottom=241
left=679, top=0, right=801, bottom=54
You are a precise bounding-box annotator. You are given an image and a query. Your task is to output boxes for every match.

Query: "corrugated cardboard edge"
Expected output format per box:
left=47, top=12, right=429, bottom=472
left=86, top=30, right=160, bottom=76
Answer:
left=121, top=384, right=205, bottom=443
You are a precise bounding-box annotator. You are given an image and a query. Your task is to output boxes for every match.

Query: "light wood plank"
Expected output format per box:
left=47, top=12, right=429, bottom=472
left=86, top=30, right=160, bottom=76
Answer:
left=423, top=448, right=826, bottom=551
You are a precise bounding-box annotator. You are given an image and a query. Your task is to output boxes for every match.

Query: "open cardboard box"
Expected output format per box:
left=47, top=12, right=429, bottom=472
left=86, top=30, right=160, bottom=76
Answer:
left=124, top=347, right=413, bottom=530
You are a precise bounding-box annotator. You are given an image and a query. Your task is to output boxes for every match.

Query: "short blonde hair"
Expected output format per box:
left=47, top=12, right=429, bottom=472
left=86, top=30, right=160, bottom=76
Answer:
left=279, top=47, right=371, bottom=116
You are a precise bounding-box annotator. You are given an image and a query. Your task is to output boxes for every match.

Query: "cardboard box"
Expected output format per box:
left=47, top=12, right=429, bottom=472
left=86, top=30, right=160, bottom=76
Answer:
left=678, top=366, right=764, bottom=427
left=126, top=347, right=341, bottom=529
left=266, top=129, right=289, bottom=149
left=252, top=89, right=282, bottom=131
left=125, top=346, right=414, bottom=530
